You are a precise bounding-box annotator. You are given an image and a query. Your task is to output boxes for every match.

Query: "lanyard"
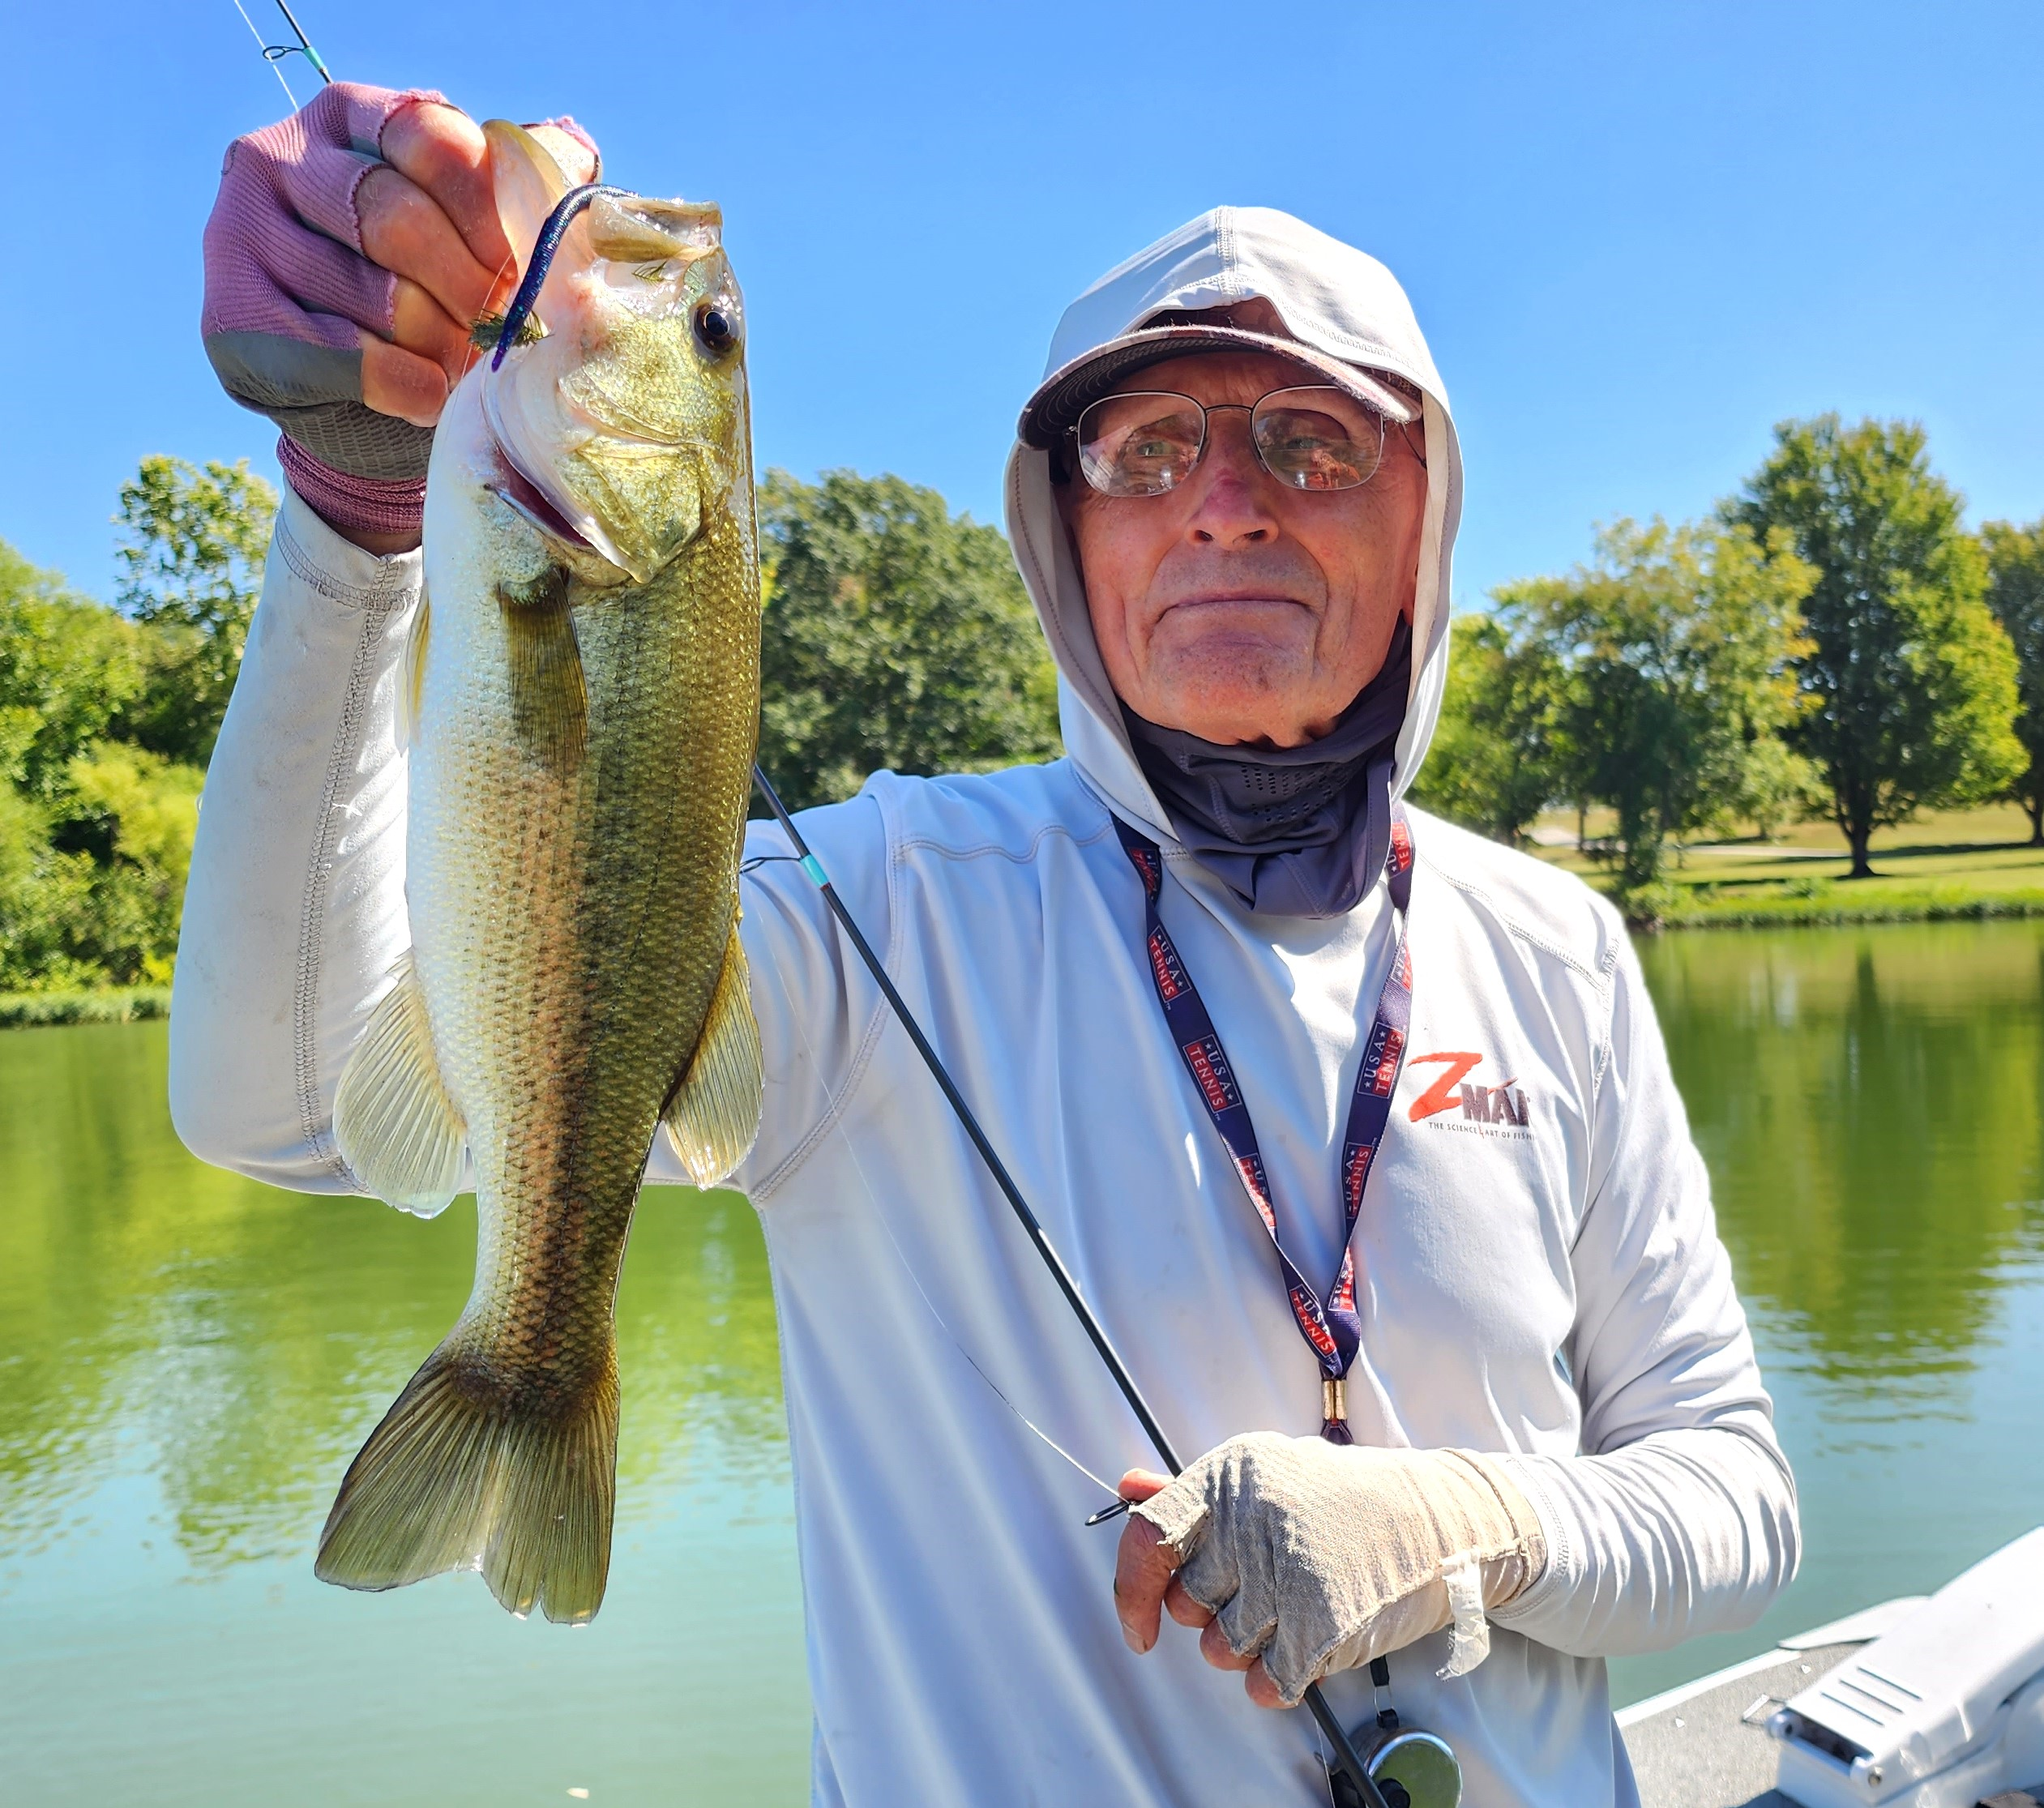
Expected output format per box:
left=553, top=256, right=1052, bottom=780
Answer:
left=1113, top=807, right=1414, bottom=1443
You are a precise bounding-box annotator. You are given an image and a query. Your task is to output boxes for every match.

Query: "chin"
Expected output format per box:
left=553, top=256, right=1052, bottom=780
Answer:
left=1149, top=684, right=1308, bottom=746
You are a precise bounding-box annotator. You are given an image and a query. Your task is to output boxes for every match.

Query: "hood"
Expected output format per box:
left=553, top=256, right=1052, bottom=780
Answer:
left=1003, top=205, right=1462, bottom=859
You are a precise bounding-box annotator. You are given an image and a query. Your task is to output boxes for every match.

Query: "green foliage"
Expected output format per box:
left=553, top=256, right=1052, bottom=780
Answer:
left=1728, top=416, right=2022, bottom=877
left=1509, top=517, right=1816, bottom=895
left=1982, top=518, right=2044, bottom=844
left=0, top=533, right=211, bottom=992
left=0, top=542, right=145, bottom=799
left=1410, top=608, right=1568, bottom=844
left=113, top=456, right=276, bottom=768
left=756, top=469, right=1060, bottom=811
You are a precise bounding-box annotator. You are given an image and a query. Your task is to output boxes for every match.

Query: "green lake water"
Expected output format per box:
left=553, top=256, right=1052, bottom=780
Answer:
left=3, top=921, right=2042, bottom=1803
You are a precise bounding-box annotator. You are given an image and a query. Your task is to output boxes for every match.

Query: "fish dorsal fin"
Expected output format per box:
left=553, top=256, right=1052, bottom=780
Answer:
left=662, top=922, right=763, bottom=1186
left=334, top=952, right=468, bottom=1217
left=484, top=120, right=572, bottom=280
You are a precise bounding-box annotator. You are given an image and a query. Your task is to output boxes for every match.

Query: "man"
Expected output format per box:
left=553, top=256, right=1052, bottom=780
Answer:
left=173, top=84, right=1799, bottom=1806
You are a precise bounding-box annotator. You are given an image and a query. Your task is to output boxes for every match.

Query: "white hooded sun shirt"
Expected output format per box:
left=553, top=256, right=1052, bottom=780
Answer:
left=172, top=207, right=1798, bottom=1806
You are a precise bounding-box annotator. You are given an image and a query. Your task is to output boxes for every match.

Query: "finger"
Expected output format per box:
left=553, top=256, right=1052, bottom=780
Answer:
left=380, top=100, right=511, bottom=280
left=1116, top=1468, right=1172, bottom=1503
left=1244, top=1657, right=1287, bottom=1711
left=390, top=276, right=473, bottom=381
left=361, top=332, right=451, bottom=428
left=1112, top=1514, right=1178, bottom=1655
left=1199, top=1617, right=1256, bottom=1673
left=357, top=165, right=498, bottom=331
left=1164, top=1575, right=1212, bottom=1629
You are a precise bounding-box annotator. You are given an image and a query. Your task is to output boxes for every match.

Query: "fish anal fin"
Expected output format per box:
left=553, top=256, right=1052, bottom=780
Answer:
left=663, top=923, right=763, bottom=1186
left=334, top=953, right=467, bottom=1218
left=315, top=1338, right=618, bottom=1625
left=498, top=567, right=587, bottom=774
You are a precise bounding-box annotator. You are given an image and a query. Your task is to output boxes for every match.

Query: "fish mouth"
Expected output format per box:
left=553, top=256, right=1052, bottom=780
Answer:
left=486, top=447, right=602, bottom=558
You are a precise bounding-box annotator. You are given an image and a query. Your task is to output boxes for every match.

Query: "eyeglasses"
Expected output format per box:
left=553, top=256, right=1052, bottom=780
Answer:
left=1072, top=385, right=1389, bottom=498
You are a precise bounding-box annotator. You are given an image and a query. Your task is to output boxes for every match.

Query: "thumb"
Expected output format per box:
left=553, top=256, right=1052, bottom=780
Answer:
left=1117, top=1468, right=1173, bottom=1504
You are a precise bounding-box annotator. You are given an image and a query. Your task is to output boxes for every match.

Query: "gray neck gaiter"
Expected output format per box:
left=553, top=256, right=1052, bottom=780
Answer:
left=1122, top=618, right=1412, bottom=920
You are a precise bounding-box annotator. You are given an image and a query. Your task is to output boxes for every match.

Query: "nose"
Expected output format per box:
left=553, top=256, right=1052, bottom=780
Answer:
left=1182, top=411, right=1281, bottom=549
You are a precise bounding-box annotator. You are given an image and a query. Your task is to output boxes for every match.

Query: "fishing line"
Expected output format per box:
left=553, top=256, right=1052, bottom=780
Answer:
left=211, top=5, right=1392, bottom=1773
left=230, top=0, right=299, bottom=107
left=747, top=928, right=1123, bottom=1506
left=747, top=767, right=1393, bottom=1808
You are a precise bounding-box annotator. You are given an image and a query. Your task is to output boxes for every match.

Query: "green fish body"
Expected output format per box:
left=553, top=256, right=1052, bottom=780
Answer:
left=319, top=127, right=761, bottom=1625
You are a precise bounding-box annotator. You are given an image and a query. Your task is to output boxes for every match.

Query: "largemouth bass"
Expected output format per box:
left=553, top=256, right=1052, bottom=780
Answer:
left=318, top=125, right=762, bottom=1624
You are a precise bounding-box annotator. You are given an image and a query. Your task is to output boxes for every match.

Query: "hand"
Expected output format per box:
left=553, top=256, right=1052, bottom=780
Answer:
left=1112, top=1434, right=1546, bottom=1709
left=202, top=83, right=598, bottom=548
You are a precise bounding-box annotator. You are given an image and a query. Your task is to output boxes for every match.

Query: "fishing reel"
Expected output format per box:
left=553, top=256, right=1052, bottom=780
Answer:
left=1324, top=1661, right=1462, bottom=1808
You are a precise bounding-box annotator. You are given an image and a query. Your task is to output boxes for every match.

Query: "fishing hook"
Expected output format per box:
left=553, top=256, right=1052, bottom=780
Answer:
left=491, top=184, right=636, bottom=368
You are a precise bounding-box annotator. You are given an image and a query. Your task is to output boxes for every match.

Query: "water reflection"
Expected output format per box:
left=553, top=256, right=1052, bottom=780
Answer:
left=4, top=926, right=2042, bottom=1789
left=0, top=1023, right=787, bottom=1579
left=1640, top=923, right=2044, bottom=1387
left=0, top=1023, right=806, bottom=1807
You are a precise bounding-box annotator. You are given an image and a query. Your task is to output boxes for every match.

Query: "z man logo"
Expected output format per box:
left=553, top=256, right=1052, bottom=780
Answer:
left=1407, top=1051, right=1532, bottom=1131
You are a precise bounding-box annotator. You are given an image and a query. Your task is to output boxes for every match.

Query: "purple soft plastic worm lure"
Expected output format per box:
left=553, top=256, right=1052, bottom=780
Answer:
left=492, top=182, right=635, bottom=369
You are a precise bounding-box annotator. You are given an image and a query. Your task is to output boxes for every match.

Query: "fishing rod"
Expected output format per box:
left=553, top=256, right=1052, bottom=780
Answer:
left=749, top=764, right=1396, bottom=1808
left=216, top=7, right=1396, bottom=1786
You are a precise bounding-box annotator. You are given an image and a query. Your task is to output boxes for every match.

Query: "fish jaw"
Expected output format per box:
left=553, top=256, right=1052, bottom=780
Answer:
left=481, top=195, right=747, bottom=586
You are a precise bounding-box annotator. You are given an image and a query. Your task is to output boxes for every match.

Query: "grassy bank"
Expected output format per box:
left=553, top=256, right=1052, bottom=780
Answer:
left=0, top=987, right=171, bottom=1030
left=1529, top=801, right=2044, bottom=929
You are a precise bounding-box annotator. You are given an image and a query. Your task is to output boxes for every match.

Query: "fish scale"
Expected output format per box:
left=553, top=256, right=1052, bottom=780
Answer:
left=318, top=124, right=763, bottom=1624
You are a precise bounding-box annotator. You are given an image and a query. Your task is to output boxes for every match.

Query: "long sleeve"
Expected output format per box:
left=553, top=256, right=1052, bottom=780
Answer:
left=1488, top=925, right=1801, bottom=1657
left=169, top=481, right=883, bottom=1201
left=169, top=487, right=423, bottom=1190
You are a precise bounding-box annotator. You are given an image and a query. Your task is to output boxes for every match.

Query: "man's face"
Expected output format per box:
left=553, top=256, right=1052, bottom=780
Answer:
left=1061, top=348, right=1427, bottom=749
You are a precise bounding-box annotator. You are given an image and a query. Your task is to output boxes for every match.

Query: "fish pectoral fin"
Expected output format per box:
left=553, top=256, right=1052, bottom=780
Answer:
left=396, top=588, right=430, bottom=751
left=500, top=569, right=588, bottom=773
left=333, top=953, right=468, bottom=1218
left=662, top=923, right=763, bottom=1187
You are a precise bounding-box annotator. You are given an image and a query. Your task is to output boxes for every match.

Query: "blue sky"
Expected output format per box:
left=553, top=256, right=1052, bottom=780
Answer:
left=6, top=2, right=2041, bottom=609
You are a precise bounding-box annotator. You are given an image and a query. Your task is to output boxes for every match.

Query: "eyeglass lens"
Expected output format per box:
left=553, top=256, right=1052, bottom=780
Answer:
left=1075, top=387, right=1388, bottom=498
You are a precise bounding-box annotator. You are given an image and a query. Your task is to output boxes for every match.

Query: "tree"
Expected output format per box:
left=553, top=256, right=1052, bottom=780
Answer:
left=0, top=542, right=144, bottom=800
left=1409, top=607, right=1569, bottom=845
left=1504, top=517, right=1815, bottom=897
left=756, top=469, right=1061, bottom=811
left=0, top=536, right=206, bottom=991
left=114, top=456, right=276, bottom=768
left=1982, top=519, right=2044, bottom=844
left=1728, top=417, right=2022, bottom=878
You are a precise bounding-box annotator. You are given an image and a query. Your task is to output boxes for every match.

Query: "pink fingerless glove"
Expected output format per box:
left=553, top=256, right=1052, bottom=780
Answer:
left=202, top=85, right=601, bottom=541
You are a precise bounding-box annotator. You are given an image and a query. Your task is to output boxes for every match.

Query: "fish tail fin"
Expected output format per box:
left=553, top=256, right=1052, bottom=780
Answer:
left=314, top=1337, right=618, bottom=1625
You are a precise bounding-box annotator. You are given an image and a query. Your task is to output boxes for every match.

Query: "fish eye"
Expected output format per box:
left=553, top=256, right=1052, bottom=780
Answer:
left=695, top=303, right=739, bottom=357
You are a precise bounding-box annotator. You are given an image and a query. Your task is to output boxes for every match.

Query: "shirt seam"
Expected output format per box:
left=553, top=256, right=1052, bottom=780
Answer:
left=892, top=816, right=1118, bottom=867
left=752, top=801, right=1114, bottom=1199
left=276, top=505, right=420, bottom=613
left=292, top=591, right=407, bottom=1185
left=1485, top=1452, right=1577, bottom=1628
left=1420, top=854, right=1607, bottom=985
left=743, top=806, right=899, bottom=1202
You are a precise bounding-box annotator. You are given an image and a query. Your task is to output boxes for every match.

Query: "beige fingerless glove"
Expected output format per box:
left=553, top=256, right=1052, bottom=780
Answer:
left=1131, top=1434, right=1547, bottom=1707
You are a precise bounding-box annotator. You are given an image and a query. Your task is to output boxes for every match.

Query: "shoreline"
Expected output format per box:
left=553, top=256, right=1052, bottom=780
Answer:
left=10, top=887, right=2044, bottom=1028
left=0, top=988, right=171, bottom=1030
